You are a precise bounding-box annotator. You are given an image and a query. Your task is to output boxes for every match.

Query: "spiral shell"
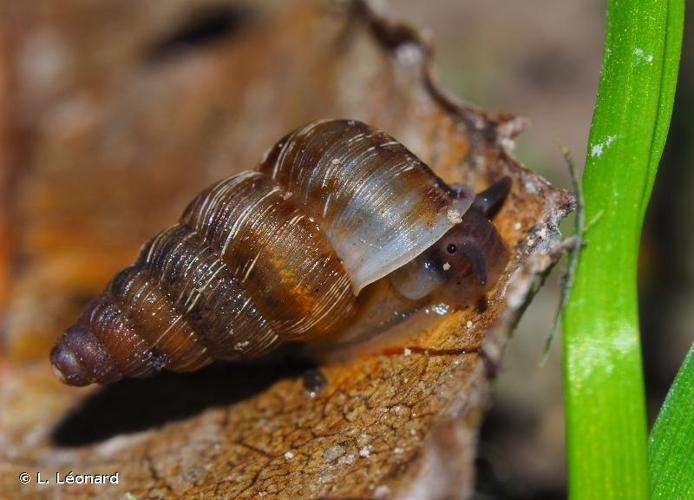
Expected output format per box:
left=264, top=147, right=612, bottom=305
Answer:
left=50, top=119, right=479, bottom=386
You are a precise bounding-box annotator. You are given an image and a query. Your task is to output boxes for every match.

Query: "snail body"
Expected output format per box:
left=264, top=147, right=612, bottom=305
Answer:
left=50, top=120, right=510, bottom=386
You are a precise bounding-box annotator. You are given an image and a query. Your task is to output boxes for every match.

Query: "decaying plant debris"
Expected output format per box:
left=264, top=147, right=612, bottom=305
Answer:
left=0, top=1, right=573, bottom=498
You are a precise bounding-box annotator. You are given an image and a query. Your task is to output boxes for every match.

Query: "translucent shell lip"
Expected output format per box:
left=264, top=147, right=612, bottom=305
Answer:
left=345, top=193, right=473, bottom=293
left=260, top=119, right=474, bottom=294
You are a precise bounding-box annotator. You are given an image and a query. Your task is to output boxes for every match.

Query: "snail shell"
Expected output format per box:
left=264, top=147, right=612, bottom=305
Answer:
left=50, top=119, right=509, bottom=386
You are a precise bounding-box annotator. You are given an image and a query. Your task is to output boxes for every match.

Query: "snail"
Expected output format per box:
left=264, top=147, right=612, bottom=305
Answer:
left=50, top=119, right=511, bottom=386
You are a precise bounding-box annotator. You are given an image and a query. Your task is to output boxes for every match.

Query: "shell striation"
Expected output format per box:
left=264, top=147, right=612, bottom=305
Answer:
left=50, top=119, right=507, bottom=386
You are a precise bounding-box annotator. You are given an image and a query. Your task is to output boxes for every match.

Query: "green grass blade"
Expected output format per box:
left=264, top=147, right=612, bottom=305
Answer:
left=649, top=343, right=694, bottom=499
left=560, top=0, right=684, bottom=498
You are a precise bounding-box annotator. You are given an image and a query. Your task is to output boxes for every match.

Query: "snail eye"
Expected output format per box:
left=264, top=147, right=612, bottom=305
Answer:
left=447, top=243, right=457, bottom=254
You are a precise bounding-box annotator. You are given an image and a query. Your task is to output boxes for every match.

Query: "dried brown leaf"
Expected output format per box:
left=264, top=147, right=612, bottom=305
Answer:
left=0, top=1, right=573, bottom=498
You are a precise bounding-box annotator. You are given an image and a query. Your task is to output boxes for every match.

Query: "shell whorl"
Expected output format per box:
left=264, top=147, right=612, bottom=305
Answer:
left=261, top=120, right=473, bottom=291
left=50, top=120, right=473, bottom=386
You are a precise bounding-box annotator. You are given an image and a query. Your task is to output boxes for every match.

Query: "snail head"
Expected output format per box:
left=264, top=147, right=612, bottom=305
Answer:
left=388, top=177, right=511, bottom=307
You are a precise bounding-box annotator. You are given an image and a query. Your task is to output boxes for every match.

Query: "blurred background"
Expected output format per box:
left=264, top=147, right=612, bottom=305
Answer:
left=1, top=1, right=691, bottom=498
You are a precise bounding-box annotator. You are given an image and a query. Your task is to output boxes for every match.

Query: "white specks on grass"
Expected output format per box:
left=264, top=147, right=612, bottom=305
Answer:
left=513, top=221, right=522, bottom=231
left=466, top=320, right=473, bottom=329
left=284, top=451, right=294, bottom=461
left=394, top=447, right=404, bottom=454
left=403, top=347, right=412, bottom=356
left=359, top=447, right=371, bottom=458
left=634, top=47, right=654, bottom=64
left=339, top=453, right=356, bottom=465
left=590, top=134, right=618, bottom=158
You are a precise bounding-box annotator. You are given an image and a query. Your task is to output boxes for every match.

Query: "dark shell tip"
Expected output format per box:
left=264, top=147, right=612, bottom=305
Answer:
left=50, top=340, right=91, bottom=387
